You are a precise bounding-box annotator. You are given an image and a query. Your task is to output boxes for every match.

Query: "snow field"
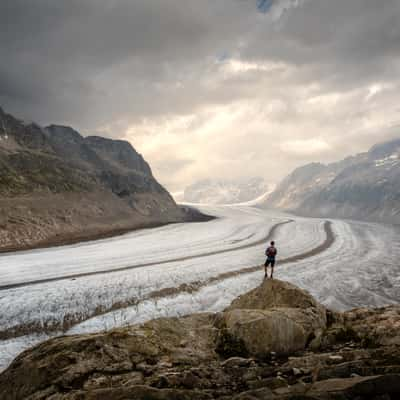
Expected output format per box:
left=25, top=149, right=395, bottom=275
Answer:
left=67, top=218, right=400, bottom=336
left=277, top=219, right=400, bottom=310
left=0, top=209, right=326, bottom=334
left=68, top=271, right=267, bottom=335
left=0, top=206, right=282, bottom=286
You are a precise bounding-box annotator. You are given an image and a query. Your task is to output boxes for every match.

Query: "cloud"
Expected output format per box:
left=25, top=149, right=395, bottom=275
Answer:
left=1, top=0, right=400, bottom=190
left=280, top=138, right=331, bottom=156
left=268, top=0, right=308, bottom=21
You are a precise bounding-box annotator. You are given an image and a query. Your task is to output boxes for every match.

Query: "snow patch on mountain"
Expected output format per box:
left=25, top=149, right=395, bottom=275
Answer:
left=183, top=177, right=275, bottom=205
left=374, top=153, right=399, bottom=167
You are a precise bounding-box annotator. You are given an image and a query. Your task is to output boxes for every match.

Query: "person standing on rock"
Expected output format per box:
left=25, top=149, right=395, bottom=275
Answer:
left=264, top=241, right=277, bottom=279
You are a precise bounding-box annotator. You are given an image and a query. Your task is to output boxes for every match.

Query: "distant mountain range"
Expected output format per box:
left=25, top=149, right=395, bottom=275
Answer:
left=0, top=106, right=193, bottom=251
left=182, top=177, right=275, bottom=205
left=262, top=137, right=400, bottom=224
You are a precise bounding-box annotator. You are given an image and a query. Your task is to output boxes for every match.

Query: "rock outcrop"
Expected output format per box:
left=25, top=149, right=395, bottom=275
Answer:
left=2, top=279, right=400, bottom=399
left=0, top=106, right=203, bottom=251
left=216, top=280, right=327, bottom=358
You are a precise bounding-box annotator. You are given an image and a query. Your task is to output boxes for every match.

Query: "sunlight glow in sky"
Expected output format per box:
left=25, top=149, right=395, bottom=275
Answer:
left=1, top=0, right=400, bottom=190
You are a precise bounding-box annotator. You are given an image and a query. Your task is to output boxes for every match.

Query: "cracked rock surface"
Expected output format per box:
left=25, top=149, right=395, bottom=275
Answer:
left=1, top=279, right=400, bottom=399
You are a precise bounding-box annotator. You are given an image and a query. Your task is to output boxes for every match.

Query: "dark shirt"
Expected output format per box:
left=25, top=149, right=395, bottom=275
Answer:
left=266, top=246, right=277, bottom=258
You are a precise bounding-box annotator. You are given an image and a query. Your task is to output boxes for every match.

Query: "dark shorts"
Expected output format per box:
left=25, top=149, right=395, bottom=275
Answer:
left=265, top=257, right=276, bottom=267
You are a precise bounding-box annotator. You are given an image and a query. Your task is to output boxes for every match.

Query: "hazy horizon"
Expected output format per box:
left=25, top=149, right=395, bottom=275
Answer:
left=2, top=0, right=400, bottom=192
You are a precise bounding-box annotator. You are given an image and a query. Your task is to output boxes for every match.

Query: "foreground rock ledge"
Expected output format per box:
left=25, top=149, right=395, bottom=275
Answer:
left=1, top=279, right=400, bottom=399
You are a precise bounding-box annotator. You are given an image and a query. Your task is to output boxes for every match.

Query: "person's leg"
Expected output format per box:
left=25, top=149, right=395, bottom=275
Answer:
left=270, top=259, right=275, bottom=279
left=264, top=260, right=270, bottom=278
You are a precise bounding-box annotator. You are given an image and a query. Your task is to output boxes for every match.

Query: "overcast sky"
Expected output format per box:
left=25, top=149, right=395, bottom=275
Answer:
left=1, top=0, right=400, bottom=191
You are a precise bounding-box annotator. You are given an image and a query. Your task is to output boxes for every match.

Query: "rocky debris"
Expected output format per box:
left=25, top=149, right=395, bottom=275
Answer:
left=1, top=279, right=400, bottom=399
left=343, top=306, right=400, bottom=346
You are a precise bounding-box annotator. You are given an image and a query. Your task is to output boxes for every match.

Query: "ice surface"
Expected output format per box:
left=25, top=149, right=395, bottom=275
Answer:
left=0, top=206, right=284, bottom=286
left=1, top=205, right=400, bottom=372
left=0, top=207, right=325, bottom=334
left=278, top=219, right=400, bottom=310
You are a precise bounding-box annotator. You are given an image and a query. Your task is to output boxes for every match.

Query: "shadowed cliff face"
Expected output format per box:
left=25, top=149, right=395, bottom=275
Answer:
left=0, top=106, right=185, bottom=251
left=262, top=137, right=400, bottom=224
left=84, top=135, right=152, bottom=176
left=45, top=125, right=170, bottom=198
left=1, top=279, right=400, bottom=399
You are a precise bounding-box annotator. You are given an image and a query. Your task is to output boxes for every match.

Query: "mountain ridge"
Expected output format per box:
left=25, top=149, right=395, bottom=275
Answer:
left=262, top=137, right=400, bottom=224
left=0, top=106, right=196, bottom=251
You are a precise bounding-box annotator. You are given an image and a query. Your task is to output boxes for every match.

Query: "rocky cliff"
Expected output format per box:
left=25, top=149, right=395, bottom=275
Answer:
left=1, top=279, right=400, bottom=399
left=262, top=138, right=400, bottom=224
left=0, top=106, right=192, bottom=251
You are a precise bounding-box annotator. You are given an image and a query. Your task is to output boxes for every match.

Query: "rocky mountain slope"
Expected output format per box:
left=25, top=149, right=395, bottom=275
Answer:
left=1, top=278, right=400, bottom=399
left=262, top=137, right=400, bottom=224
left=0, top=106, right=194, bottom=251
left=183, top=177, right=275, bottom=205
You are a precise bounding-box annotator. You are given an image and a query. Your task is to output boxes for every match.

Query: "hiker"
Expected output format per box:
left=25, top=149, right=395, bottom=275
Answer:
left=264, top=241, right=277, bottom=279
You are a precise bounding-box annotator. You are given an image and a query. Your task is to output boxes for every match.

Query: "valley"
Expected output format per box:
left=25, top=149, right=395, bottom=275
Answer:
left=1, top=205, right=399, bottom=373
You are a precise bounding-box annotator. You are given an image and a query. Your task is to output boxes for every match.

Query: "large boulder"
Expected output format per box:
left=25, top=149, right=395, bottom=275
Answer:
left=216, top=279, right=327, bottom=357
left=216, top=309, right=309, bottom=357
left=227, top=278, right=325, bottom=313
